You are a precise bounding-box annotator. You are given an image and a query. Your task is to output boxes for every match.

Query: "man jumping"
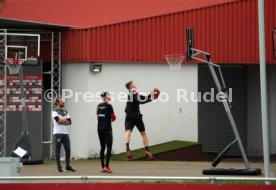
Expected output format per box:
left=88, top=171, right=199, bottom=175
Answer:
left=124, top=81, right=157, bottom=160
left=97, top=92, right=116, bottom=173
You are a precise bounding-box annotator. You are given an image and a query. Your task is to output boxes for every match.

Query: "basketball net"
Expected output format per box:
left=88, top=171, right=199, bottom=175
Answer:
left=5, top=58, right=24, bottom=74
left=165, top=54, right=185, bottom=71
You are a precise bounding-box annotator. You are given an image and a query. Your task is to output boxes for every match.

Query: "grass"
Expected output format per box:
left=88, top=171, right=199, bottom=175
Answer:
left=112, top=140, right=199, bottom=161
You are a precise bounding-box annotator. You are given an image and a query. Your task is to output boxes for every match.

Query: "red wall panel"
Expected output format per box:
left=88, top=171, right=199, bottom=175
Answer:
left=61, top=0, right=276, bottom=64
left=40, top=41, right=51, bottom=62
left=265, top=0, right=276, bottom=63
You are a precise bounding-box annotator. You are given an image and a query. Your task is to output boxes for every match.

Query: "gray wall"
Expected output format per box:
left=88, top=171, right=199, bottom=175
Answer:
left=198, top=65, right=247, bottom=156
left=268, top=65, right=276, bottom=155
left=247, top=65, right=262, bottom=156
left=42, top=100, right=52, bottom=158
left=247, top=65, right=276, bottom=156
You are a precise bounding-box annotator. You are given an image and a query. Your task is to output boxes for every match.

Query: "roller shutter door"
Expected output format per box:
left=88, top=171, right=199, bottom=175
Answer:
left=198, top=65, right=247, bottom=156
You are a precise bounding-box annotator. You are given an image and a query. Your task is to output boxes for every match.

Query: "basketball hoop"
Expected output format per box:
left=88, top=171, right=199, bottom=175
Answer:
left=165, top=54, right=185, bottom=70
left=4, top=58, right=24, bottom=74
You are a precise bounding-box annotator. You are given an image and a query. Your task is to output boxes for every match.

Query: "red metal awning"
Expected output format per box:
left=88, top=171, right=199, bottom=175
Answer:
left=0, top=0, right=238, bottom=28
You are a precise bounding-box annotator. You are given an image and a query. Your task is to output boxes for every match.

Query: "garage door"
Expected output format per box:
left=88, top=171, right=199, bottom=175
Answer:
left=198, top=65, right=247, bottom=156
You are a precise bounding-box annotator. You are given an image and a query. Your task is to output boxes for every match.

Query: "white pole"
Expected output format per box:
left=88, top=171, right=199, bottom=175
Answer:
left=38, top=34, right=40, bottom=56
left=257, top=0, right=270, bottom=181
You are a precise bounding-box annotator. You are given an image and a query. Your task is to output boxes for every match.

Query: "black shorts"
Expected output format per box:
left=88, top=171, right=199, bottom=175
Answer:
left=98, top=130, right=113, bottom=146
left=125, top=113, right=145, bottom=132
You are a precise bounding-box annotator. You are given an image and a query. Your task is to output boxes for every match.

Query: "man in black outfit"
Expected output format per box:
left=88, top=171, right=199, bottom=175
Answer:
left=124, top=81, right=157, bottom=160
left=97, top=92, right=116, bottom=173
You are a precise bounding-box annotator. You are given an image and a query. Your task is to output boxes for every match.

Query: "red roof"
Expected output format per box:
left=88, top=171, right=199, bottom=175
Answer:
left=0, top=0, right=238, bottom=28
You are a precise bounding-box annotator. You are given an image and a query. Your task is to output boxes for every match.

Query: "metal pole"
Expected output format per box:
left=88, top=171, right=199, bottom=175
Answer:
left=3, top=65, right=7, bottom=156
left=50, top=32, right=54, bottom=159
left=38, top=34, right=41, bottom=56
left=19, top=67, right=28, bottom=133
left=257, top=0, right=270, bottom=180
left=0, top=29, right=7, bottom=157
left=0, top=176, right=275, bottom=182
left=58, top=32, right=61, bottom=96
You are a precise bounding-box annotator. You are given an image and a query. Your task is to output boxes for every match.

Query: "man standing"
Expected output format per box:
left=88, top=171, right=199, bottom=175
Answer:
left=97, top=92, right=116, bottom=173
left=124, top=81, right=157, bottom=160
left=52, top=97, right=75, bottom=173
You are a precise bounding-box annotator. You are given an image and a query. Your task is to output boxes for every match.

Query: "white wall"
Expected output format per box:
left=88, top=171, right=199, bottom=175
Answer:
left=62, top=63, right=198, bottom=158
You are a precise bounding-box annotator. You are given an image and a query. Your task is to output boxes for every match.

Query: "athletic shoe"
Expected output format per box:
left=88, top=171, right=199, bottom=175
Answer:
left=100, top=167, right=105, bottom=172
left=57, top=168, right=63, bottom=173
left=126, top=148, right=132, bottom=160
left=104, top=167, right=112, bottom=173
left=65, top=166, right=76, bottom=172
left=145, top=151, right=154, bottom=160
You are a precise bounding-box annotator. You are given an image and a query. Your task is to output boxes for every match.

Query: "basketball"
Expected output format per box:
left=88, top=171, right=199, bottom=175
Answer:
left=152, top=88, right=160, bottom=99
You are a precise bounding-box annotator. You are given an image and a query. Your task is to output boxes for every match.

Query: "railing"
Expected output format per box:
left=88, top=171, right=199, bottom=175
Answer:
left=0, top=176, right=275, bottom=184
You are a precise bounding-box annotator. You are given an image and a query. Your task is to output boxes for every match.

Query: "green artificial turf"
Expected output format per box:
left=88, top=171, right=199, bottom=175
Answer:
left=112, top=140, right=199, bottom=161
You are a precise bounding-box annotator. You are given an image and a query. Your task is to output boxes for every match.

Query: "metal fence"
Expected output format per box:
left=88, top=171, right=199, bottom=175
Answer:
left=0, top=176, right=275, bottom=184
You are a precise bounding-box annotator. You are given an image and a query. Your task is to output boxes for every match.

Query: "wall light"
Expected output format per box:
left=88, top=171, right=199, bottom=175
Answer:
left=90, top=64, right=102, bottom=73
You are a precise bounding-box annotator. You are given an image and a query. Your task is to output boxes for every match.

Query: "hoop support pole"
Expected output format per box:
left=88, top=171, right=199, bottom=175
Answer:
left=190, top=48, right=250, bottom=169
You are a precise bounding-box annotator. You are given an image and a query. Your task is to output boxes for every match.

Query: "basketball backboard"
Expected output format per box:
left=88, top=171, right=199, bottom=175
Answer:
left=0, top=32, right=40, bottom=65
left=7, top=46, right=27, bottom=60
left=186, top=27, right=194, bottom=61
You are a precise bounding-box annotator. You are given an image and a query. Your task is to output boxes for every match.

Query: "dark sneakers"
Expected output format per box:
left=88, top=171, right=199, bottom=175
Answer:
left=65, top=166, right=76, bottom=172
left=57, top=167, right=63, bottom=173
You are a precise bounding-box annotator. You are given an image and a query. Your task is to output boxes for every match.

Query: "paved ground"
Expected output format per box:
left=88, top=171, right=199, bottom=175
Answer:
left=20, top=159, right=276, bottom=177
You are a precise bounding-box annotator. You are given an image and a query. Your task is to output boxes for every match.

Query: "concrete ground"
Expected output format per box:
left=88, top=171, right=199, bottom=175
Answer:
left=20, top=159, right=276, bottom=177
